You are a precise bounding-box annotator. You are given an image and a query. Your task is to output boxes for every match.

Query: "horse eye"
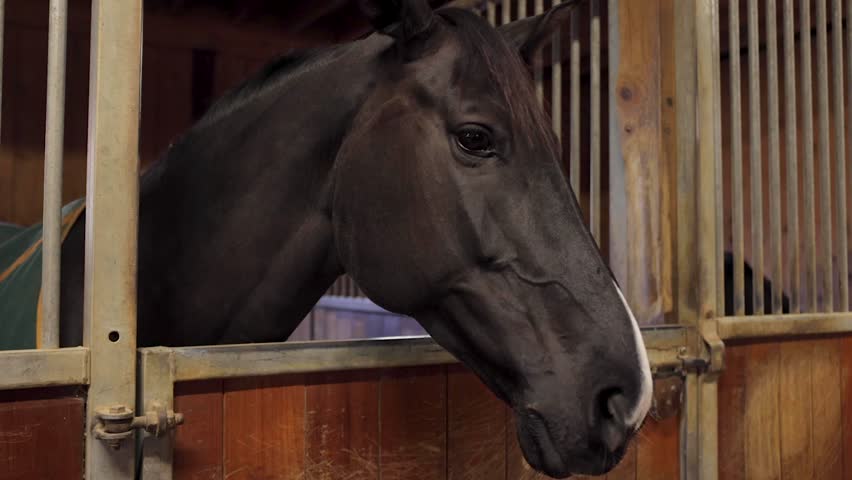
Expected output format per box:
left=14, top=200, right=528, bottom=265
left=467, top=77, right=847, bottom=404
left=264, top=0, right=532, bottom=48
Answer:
left=455, top=127, right=494, bottom=156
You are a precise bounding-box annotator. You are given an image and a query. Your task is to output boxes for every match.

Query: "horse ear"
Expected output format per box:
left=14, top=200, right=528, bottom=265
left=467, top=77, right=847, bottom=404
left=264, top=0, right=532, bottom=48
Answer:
left=498, top=1, right=577, bottom=65
left=359, top=0, right=435, bottom=42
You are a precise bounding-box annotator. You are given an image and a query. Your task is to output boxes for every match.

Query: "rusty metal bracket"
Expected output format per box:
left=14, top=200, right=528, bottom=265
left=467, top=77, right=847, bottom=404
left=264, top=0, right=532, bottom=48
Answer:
left=93, top=404, right=183, bottom=449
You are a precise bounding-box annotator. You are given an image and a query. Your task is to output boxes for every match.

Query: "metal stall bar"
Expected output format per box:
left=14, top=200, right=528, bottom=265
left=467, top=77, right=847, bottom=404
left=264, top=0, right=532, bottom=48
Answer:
left=832, top=0, right=849, bottom=311
left=801, top=0, right=817, bottom=312
left=143, top=328, right=689, bottom=383
left=84, top=0, right=143, bottom=477
left=535, top=0, right=544, bottom=102
left=40, top=0, right=68, bottom=349
left=486, top=0, right=495, bottom=25
left=517, top=0, right=525, bottom=20
left=552, top=1, right=562, bottom=143
left=502, top=0, right=510, bottom=25
left=590, top=0, right=601, bottom=242
left=570, top=9, right=580, bottom=195
left=815, top=0, right=833, bottom=311
left=695, top=1, right=723, bottom=478
left=783, top=0, right=799, bottom=313
left=139, top=348, right=177, bottom=479
left=718, top=312, right=852, bottom=339
left=730, top=0, right=745, bottom=315
left=747, top=0, right=764, bottom=314
left=766, top=0, right=783, bottom=314
left=0, top=347, right=89, bottom=390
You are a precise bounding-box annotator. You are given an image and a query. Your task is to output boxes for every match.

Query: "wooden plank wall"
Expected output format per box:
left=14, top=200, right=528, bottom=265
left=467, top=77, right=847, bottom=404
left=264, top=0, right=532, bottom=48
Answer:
left=719, top=335, right=852, bottom=480
left=0, top=387, right=85, bottom=480
left=172, top=366, right=679, bottom=480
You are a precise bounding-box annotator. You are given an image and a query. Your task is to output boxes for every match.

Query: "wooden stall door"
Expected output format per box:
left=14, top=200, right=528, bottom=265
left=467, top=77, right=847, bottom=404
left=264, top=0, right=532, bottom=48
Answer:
left=719, top=336, right=852, bottom=480
left=174, top=366, right=679, bottom=480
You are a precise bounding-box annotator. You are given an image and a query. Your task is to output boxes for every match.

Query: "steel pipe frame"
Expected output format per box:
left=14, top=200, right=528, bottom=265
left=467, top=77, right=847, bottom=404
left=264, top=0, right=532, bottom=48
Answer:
left=0, top=347, right=88, bottom=390
left=41, top=0, right=69, bottom=349
left=83, top=0, right=143, bottom=478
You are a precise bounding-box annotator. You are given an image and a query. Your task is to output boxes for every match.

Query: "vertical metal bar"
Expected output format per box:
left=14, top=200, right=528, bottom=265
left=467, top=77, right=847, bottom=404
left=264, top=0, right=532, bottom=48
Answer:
left=832, top=0, right=848, bottom=311
left=747, top=0, right=764, bottom=314
left=552, top=0, right=563, bottom=144
left=815, top=0, right=833, bottom=311
left=570, top=9, right=580, bottom=196
left=801, top=0, right=817, bottom=312
left=518, top=0, right=526, bottom=18
left=40, top=0, right=69, bottom=349
left=712, top=0, right=724, bottom=318
left=766, top=0, right=783, bottom=314
left=696, top=0, right=723, bottom=477
left=502, top=0, right=510, bottom=25
left=139, top=348, right=176, bottom=480
left=783, top=0, right=800, bottom=313
left=486, top=0, right=496, bottom=26
left=84, top=0, right=143, bottom=477
left=535, top=0, right=544, bottom=103
left=590, top=0, right=602, bottom=242
left=730, top=0, right=746, bottom=315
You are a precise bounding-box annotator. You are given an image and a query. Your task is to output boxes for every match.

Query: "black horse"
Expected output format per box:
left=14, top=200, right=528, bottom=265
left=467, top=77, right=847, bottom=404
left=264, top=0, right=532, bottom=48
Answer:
left=55, top=2, right=651, bottom=476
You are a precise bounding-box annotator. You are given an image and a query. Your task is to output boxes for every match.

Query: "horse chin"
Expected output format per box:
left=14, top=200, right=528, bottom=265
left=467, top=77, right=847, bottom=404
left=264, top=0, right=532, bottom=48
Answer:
left=514, top=410, right=623, bottom=478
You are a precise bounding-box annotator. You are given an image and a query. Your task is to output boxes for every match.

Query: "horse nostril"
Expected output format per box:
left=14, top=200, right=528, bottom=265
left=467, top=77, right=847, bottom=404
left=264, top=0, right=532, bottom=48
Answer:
left=595, top=388, right=630, bottom=453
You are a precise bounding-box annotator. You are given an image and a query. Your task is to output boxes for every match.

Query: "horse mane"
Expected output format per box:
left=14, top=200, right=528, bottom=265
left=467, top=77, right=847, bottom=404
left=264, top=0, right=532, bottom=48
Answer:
left=195, top=51, right=321, bottom=129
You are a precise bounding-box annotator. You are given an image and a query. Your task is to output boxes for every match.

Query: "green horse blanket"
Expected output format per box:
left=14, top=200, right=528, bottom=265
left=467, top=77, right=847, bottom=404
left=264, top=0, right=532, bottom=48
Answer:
left=0, top=199, right=85, bottom=350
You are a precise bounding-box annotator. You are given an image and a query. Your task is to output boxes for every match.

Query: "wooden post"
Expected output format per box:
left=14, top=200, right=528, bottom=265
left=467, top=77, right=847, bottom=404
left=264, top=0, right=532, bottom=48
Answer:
left=608, top=0, right=663, bottom=325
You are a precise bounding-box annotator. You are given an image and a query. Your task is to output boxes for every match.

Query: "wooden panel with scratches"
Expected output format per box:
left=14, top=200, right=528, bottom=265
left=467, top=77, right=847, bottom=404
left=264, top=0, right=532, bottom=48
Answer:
left=222, top=375, right=307, bottom=480
left=173, top=380, right=224, bottom=480
left=0, top=387, right=85, bottom=480
left=379, top=366, right=447, bottom=480
left=304, top=370, right=380, bottom=480
left=447, top=365, right=506, bottom=480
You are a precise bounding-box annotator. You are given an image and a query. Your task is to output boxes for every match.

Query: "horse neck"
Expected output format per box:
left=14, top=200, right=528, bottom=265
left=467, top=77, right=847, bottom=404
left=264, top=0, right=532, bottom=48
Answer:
left=136, top=40, right=382, bottom=346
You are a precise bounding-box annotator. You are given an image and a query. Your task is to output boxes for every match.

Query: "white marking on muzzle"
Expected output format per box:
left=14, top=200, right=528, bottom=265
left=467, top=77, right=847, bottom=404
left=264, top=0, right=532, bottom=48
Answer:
left=613, top=282, right=653, bottom=428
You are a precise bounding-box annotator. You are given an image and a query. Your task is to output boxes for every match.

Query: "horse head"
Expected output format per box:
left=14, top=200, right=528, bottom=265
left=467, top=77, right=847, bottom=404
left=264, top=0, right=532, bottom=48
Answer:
left=332, top=1, right=652, bottom=476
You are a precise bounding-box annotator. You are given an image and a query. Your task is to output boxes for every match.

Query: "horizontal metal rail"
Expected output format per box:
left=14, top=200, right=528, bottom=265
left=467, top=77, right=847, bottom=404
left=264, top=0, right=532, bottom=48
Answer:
left=0, top=347, right=89, bottom=390
left=718, top=312, right=852, bottom=340
left=138, top=327, right=689, bottom=383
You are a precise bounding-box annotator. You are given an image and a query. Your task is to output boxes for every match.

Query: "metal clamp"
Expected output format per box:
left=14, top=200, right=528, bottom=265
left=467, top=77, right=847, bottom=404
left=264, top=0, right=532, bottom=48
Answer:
left=93, top=404, right=184, bottom=449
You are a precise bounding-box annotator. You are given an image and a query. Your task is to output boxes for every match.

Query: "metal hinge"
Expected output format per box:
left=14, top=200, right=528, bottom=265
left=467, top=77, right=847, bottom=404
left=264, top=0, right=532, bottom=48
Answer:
left=93, top=403, right=184, bottom=449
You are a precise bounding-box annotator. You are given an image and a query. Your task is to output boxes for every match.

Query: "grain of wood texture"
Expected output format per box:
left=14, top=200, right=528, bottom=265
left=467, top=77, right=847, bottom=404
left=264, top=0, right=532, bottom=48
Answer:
left=223, top=375, right=306, bottom=480
left=659, top=0, right=677, bottom=320
left=635, top=415, right=679, bottom=480
left=811, top=338, right=843, bottom=479
left=304, top=370, right=380, bottom=480
left=379, top=366, right=447, bottom=480
left=174, top=380, right=224, bottom=480
left=778, top=340, right=814, bottom=479
left=719, top=344, right=747, bottom=480
left=0, top=389, right=84, bottom=480
left=744, top=343, right=781, bottom=480
left=447, top=365, right=506, bottom=480
left=841, top=335, right=852, bottom=480
left=610, top=0, right=663, bottom=324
